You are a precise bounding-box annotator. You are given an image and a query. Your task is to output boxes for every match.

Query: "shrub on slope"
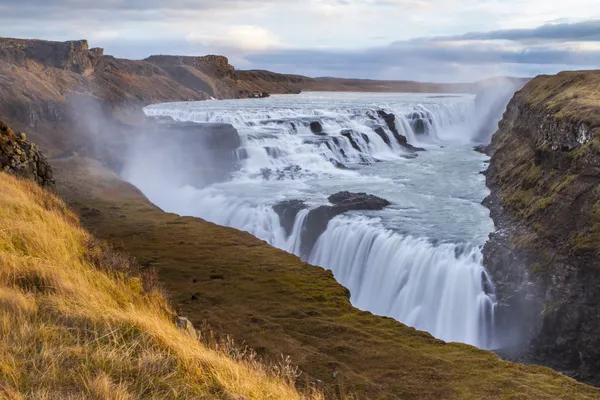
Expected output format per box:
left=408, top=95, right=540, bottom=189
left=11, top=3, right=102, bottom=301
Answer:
left=0, top=172, right=321, bottom=400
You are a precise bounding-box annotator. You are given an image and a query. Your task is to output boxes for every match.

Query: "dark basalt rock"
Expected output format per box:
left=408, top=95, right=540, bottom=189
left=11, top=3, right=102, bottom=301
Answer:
left=374, top=126, right=392, bottom=146
left=300, top=192, right=391, bottom=258
left=473, top=144, right=489, bottom=155
left=341, top=129, right=362, bottom=152
left=273, top=200, right=308, bottom=237
left=483, top=78, right=600, bottom=386
left=273, top=191, right=391, bottom=258
left=310, top=121, right=324, bottom=135
left=413, top=119, right=427, bottom=135
left=376, top=110, right=425, bottom=152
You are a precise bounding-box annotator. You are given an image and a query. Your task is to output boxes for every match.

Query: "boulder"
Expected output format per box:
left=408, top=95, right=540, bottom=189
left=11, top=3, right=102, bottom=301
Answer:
left=310, top=121, right=324, bottom=135
left=176, top=317, right=198, bottom=339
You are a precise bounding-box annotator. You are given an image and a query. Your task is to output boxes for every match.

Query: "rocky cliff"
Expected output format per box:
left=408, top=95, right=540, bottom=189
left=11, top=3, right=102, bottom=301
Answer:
left=0, top=120, right=54, bottom=188
left=0, top=37, right=314, bottom=152
left=0, top=37, right=492, bottom=155
left=484, top=70, right=600, bottom=385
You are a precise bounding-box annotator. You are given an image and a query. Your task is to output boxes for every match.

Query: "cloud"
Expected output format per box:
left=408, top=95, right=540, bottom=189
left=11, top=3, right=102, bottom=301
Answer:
left=426, top=20, right=600, bottom=43
left=186, top=25, right=283, bottom=52
left=0, top=2, right=599, bottom=81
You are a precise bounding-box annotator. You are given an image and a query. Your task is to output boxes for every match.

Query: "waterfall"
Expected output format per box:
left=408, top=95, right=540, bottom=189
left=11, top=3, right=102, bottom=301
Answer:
left=130, top=92, right=496, bottom=349
left=309, top=216, right=495, bottom=347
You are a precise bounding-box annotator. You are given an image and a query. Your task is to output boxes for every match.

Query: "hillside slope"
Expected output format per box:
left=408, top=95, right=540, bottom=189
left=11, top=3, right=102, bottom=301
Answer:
left=45, top=153, right=600, bottom=400
left=484, top=70, right=600, bottom=385
left=0, top=171, right=322, bottom=399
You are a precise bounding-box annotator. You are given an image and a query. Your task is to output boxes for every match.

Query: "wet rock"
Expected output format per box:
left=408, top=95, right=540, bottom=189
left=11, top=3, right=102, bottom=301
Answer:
left=310, top=121, right=324, bottom=135
left=374, top=127, right=392, bottom=146
left=375, top=110, right=425, bottom=152
left=273, top=200, right=308, bottom=237
left=473, top=144, right=489, bottom=154
left=300, top=192, right=391, bottom=258
left=341, top=129, right=362, bottom=152
left=413, top=119, right=427, bottom=135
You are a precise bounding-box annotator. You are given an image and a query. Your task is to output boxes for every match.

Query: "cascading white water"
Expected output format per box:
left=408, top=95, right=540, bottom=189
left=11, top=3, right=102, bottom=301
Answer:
left=130, top=92, right=496, bottom=349
left=309, top=216, right=495, bottom=347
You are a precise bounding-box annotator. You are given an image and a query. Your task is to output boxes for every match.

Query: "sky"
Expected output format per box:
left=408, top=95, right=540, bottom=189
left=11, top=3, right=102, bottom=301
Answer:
left=0, top=0, right=599, bottom=82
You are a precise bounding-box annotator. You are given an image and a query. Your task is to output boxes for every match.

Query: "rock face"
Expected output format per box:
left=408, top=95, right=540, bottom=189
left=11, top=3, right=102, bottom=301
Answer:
left=0, top=37, right=313, bottom=151
left=272, top=200, right=308, bottom=237
left=377, top=110, right=425, bottom=152
left=274, top=192, right=391, bottom=258
left=483, top=71, right=600, bottom=385
left=0, top=121, right=54, bottom=188
left=0, top=38, right=99, bottom=76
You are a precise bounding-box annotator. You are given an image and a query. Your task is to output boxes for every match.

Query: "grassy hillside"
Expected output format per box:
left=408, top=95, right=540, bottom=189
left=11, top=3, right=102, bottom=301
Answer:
left=0, top=172, right=323, bottom=399
left=49, top=155, right=600, bottom=400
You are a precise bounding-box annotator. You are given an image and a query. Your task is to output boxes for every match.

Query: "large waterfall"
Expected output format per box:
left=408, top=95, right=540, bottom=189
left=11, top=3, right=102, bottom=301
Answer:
left=128, top=92, right=496, bottom=349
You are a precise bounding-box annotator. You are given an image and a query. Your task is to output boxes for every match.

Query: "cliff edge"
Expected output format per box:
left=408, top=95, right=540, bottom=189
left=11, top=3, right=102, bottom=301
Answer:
left=484, top=70, right=600, bottom=385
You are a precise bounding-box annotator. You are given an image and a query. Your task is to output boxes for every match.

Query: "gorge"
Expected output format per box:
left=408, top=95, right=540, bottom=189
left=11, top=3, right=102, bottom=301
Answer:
left=130, top=92, right=498, bottom=349
left=1, top=37, right=599, bottom=399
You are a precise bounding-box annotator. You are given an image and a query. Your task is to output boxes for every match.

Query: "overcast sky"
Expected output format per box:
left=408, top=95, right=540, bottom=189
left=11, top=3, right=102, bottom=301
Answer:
left=1, top=0, right=599, bottom=82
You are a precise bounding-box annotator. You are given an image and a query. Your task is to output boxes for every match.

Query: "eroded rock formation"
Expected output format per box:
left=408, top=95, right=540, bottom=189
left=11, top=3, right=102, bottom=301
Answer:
left=273, top=191, right=391, bottom=258
left=0, top=120, right=54, bottom=188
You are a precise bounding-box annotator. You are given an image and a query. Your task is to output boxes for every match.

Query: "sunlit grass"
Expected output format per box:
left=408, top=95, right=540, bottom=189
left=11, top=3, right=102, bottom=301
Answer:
left=0, top=172, right=323, bottom=399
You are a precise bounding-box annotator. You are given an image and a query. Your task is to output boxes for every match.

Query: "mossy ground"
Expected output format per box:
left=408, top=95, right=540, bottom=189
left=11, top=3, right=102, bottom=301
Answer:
left=50, top=155, right=600, bottom=399
left=524, top=70, right=600, bottom=131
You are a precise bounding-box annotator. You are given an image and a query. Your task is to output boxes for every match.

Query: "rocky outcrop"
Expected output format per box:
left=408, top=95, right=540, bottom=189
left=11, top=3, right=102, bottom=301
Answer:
left=483, top=70, right=600, bottom=385
left=272, top=200, right=308, bottom=237
left=377, top=110, right=425, bottom=152
left=0, top=120, right=54, bottom=188
left=0, top=38, right=100, bottom=76
left=274, top=192, right=391, bottom=258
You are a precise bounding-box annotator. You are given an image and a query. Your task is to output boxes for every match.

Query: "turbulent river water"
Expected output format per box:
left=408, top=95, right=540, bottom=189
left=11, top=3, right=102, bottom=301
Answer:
left=132, top=92, right=496, bottom=349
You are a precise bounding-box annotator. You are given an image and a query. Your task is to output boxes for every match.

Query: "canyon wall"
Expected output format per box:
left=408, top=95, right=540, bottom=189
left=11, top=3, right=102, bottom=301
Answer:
left=484, top=70, right=600, bottom=385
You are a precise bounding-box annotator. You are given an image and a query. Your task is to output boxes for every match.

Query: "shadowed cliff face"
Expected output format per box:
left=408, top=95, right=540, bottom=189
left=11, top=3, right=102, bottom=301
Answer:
left=484, top=70, right=600, bottom=385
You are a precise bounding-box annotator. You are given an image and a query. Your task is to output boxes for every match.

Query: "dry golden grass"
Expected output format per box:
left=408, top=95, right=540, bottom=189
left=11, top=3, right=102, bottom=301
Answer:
left=0, top=172, right=323, bottom=400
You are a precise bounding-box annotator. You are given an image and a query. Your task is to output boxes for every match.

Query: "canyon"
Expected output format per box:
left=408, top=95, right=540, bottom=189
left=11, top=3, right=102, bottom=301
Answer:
left=1, top=37, right=599, bottom=399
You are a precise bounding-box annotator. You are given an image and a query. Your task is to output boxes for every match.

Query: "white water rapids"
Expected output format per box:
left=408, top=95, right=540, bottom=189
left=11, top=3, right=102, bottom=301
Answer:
left=129, top=92, right=496, bottom=348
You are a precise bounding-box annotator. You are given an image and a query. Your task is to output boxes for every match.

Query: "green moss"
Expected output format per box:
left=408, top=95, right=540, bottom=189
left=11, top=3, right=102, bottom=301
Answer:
left=573, top=200, right=600, bottom=255
left=551, top=175, right=576, bottom=194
